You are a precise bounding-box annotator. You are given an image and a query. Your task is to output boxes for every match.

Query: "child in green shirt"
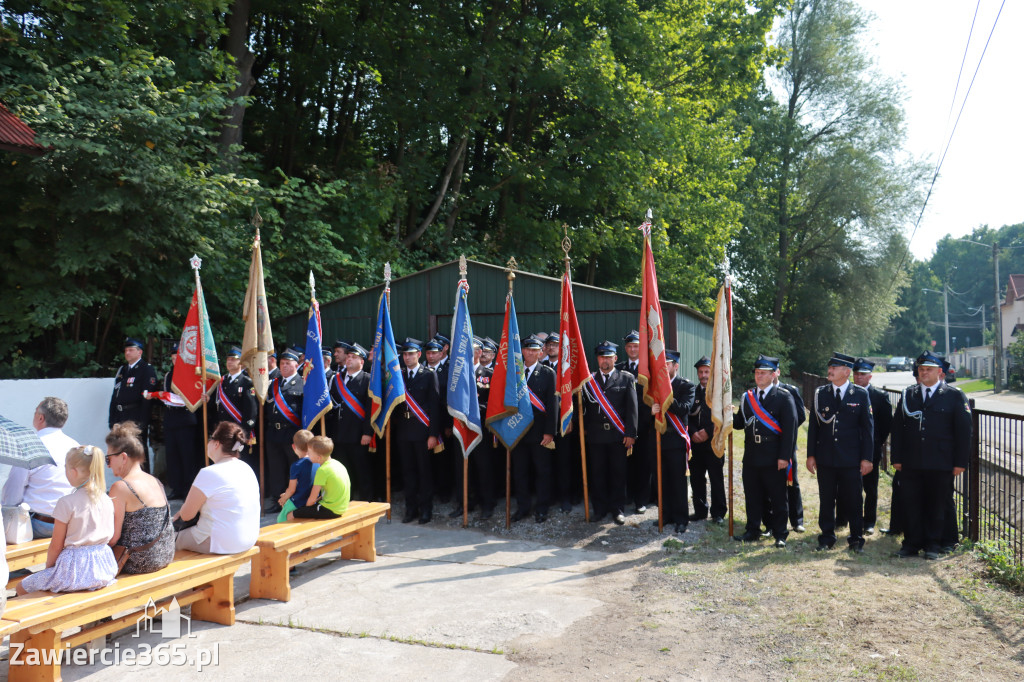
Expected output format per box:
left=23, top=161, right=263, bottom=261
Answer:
left=287, top=436, right=351, bottom=520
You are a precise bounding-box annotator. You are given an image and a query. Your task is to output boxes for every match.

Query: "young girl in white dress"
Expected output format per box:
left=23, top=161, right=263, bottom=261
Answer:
left=17, top=445, right=117, bottom=594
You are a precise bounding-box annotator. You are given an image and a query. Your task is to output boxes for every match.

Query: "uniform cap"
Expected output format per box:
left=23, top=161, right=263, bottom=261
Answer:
left=227, top=346, right=242, bottom=358
left=424, top=340, right=444, bottom=352
left=853, top=358, right=875, bottom=373
left=280, top=350, right=300, bottom=362
left=321, top=346, right=332, bottom=357
left=482, top=337, right=498, bottom=352
left=432, top=333, right=450, bottom=347
left=916, top=351, right=942, bottom=368
left=333, top=339, right=355, bottom=351
left=693, top=355, right=711, bottom=369
left=753, top=354, right=780, bottom=371
left=666, top=350, right=680, bottom=363
left=827, top=352, right=856, bottom=368
left=622, top=330, right=640, bottom=343
left=349, top=343, right=368, bottom=359
left=545, top=332, right=560, bottom=343
left=123, top=337, right=144, bottom=350
left=595, top=341, right=618, bottom=357
left=288, top=345, right=304, bottom=356
left=400, top=337, right=423, bottom=353
left=471, top=336, right=483, bottom=349
left=522, top=335, right=544, bottom=349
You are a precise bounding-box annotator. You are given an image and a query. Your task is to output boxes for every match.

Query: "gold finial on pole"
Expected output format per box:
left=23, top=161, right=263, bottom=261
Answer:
left=251, top=207, right=263, bottom=238
left=459, top=254, right=467, bottom=278
left=505, top=256, right=518, bottom=293
left=384, top=262, right=392, bottom=289
left=561, top=224, right=572, bottom=267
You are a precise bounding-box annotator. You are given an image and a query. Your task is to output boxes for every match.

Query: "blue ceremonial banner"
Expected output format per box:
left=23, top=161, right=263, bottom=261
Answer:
left=302, top=300, right=331, bottom=430
left=369, top=291, right=406, bottom=437
left=485, top=293, right=533, bottom=449
left=447, top=281, right=481, bottom=458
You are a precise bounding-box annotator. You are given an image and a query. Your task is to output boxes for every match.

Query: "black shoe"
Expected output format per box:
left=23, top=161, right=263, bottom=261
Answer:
left=688, top=513, right=707, bottom=522
left=850, top=544, right=865, bottom=554
left=894, top=548, right=919, bottom=558
left=760, top=529, right=772, bottom=538
left=774, top=539, right=787, bottom=549
left=418, top=513, right=432, bottom=524
left=478, top=508, right=494, bottom=520
left=535, top=512, right=547, bottom=523
left=711, top=516, right=725, bottom=524
left=939, top=544, right=957, bottom=555
left=814, top=543, right=832, bottom=552
left=402, top=513, right=417, bottom=524
left=613, top=513, right=626, bottom=525
left=864, top=526, right=876, bottom=536
left=924, top=551, right=940, bottom=560
left=674, top=523, right=688, bottom=534
left=634, top=505, right=647, bottom=515
left=733, top=533, right=759, bottom=542
left=448, top=507, right=464, bottom=519
left=264, top=501, right=282, bottom=514
left=793, top=525, right=806, bottom=533
left=511, top=509, right=529, bottom=523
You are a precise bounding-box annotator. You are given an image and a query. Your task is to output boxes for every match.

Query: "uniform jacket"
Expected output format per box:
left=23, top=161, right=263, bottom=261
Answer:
left=583, top=368, right=639, bottom=444
left=394, top=366, right=442, bottom=442
left=689, top=384, right=715, bottom=454
left=216, top=372, right=257, bottom=432
left=617, top=360, right=653, bottom=433
left=162, top=370, right=196, bottom=428
left=891, top=382, right=971, bottom=471
left=427, top=363, right=453, bottom=431
left=806, top=383, right=874, bottom=468
left=109, top=360, right=158, bottom=428
left=521, top=363, right=558, bottom=445
left=866, top=384, right=893, bottom=463
left=662, top=376, right=696, bottom=451
left=732, top=384, right=798, bottom=467
left=475, top=364, right=493, bottom=423
left=264, top=373, right=304, bottom=442
left=329, top=370, right=373, bottom=443
left=777, top=381, right=806, bottom=427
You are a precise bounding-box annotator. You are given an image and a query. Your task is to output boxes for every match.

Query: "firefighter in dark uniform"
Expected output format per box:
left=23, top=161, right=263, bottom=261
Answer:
left=806, top=352, right=874, bottom=552
left=688, top=356, right=726, bottom=523
left=263, top=349, right=304, bottom=513
left=481, top=337, right=498, bottom=371
left=329, top=343, right=373, bottom=502
left=618, top=330, right=654, bottom=514
left=424, top=338, right=454, bottom=507
left=891, top=351, right=971, bottom=559
left=268, top=350, right=280, bottom=381
left=332, top=339, right=352, bottom=374
left=450, top=337, right=496, bottom=519
left=109, top=337, right=158, bottom=470
left=155, top=343, right=201, bottom=499
left=851, top=358, right=892, bottom=535
left=733, top=355, right=798, bottom=547
left=510, top=335, right=558, bottom=523
left=540, top=332, right=574, bottom=513
left=215, top=345, right=258, bottom=472
left=583, top=341, right=638, bottom=524
left=395, top=338, right=443, bottom=524
left=651, top=350, right=695, bottom=534
left=764, top=370, right=807, bottom=533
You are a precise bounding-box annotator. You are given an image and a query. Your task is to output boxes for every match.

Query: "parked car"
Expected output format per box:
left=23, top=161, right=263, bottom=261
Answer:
left=886, top=356, right=912, bottom=372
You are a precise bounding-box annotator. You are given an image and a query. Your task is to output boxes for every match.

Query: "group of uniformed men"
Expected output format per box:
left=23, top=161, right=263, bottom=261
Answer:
left=111, top=331, right=971, bottom=554
left=732, top=350, right=970, bottom=557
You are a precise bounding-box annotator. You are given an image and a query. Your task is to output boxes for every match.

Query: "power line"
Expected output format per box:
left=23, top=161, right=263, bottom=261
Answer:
left=945, top=0, right=981, bottom=139
left=886, top=0, right=1007, bottom=294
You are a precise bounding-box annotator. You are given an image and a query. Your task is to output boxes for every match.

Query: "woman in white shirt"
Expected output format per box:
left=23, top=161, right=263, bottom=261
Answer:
left=173, top=422, right=260, bottom=554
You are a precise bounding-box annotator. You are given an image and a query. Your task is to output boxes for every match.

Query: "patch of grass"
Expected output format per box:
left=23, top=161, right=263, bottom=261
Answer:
left=974, top=539, right=1024, bottom=591
left=878, top=662, right=919, bottom=681
left=955, top=378, right=994, bottom=393
left=662, top=538, right=683, bottom=550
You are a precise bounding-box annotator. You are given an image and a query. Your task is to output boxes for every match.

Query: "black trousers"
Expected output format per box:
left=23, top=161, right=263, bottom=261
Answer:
left=901, top=469, right=953, bottom=553
left=265, top=439, right=296, bottom=499
left=862, top=463, right=880, bottom=528
left=513, top=441, right=553, bottom=514
left=338, top=441, right=372, bottom=502
left=453, top=438, right=498, bottom=512
left=552, top=433, right=574, bottom=506
left=744, top=464, right=788, bottom=540
left=762, top=458, right=804, bottom=528
left=397, top=439, right=433, bottom=516
left=628, top=429, right=654, bottom=508
left=292, top=503, right=341, bottom=519
left=887, top=469, right=904, bottom=533
left=587, top=441, right=628, bottom=518
left=816, top=465, right=864, bottom=548
left=689, top=445, right=727, bottom=519
left=659, top=446, right=689, bottom=525
left=164, top=423, right=201, bottom=496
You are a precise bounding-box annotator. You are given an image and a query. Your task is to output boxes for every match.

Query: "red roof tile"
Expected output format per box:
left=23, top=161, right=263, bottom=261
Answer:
left=0, top=102, right=45, bottom=156
left=1006, top=275, right=1024, bottom=305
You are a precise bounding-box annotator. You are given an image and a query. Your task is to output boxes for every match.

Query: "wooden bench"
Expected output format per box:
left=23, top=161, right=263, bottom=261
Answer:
left=249, top=500, right=389, bottom=602
left=0, top=546, right=258, bottom=682
left=6, top=539, right=50, bottom=573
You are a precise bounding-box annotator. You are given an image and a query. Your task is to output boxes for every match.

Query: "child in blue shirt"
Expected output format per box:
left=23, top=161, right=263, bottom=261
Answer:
left=277, top=429, right=319, bottom=523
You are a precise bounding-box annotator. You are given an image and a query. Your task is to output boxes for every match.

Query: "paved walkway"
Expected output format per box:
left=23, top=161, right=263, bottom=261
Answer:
left=24, top=520, right=618, bottom=681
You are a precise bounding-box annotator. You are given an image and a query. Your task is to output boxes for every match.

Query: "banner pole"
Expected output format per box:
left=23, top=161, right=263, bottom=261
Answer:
left=578, top=392, right=590, bottom=522
left=259, top=408, right=265, bottom=502
left=728, top=431, right=734, bottom=537
left=385, top=273, right=393, bottom=523
left=462, top=457, right=469, bottom=528
left=505, top=448, right=512, bottom=530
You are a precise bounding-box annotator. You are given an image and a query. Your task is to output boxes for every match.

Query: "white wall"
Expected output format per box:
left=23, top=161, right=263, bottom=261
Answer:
left=0, top=378, right=121, bottom=488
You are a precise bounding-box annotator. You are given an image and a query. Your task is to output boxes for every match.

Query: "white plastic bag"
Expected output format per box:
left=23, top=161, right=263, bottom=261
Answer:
left=2, top=503, right=33, bottom=544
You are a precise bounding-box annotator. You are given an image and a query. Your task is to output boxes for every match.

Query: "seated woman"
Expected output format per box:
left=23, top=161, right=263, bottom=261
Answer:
left=106, top=422, right=174, bottom=574
left=174, top=421, right=260, bottom=554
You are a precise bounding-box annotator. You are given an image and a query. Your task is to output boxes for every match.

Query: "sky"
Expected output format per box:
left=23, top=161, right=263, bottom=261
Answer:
left=854, top=0, right=1023, bottom=261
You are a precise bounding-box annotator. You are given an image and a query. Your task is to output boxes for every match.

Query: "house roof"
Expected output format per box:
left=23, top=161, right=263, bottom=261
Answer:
left=1005, top=275, right=1024, bottom=306
left=0, top=103, right=45, bottom=156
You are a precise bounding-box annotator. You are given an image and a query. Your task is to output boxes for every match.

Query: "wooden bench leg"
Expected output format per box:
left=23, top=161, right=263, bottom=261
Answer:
left=9, top=628, right=62, bottom=682
left=341, top=526, right=377, bottom=563
left=192, top=574, right=236, bottom=626
left=249, top=546, right=290, bottom=602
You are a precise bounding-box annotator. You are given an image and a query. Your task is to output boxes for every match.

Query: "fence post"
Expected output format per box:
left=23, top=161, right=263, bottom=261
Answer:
left=968, top=398, right=980, bottom=543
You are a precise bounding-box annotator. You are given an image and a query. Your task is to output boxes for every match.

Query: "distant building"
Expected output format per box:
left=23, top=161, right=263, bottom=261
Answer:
left=0, top=103, right=45, bottom=156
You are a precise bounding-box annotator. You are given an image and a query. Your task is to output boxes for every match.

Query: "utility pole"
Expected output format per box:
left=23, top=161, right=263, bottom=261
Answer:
left=994, top=241, right=1003, bottom=392
left=943, top=283, right=950, bottom=358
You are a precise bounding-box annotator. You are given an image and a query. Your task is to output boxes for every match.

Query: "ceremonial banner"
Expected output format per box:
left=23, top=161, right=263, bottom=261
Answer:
left=447, top=280, right=482, bottom=457
left=485, top=293, right=533, bottom=449
left=302, top=295, right=331, bottom=430
left=636, top=219, right=673, bottom=434
left=557, top=268, right=591, bottom=436
left=171, top=275, right=220, bottom=412
left=240, top=232, right=273, bottom=403
left=708, top=278, right=733, bottom=458
left=369, top=291, right=406, bottom=437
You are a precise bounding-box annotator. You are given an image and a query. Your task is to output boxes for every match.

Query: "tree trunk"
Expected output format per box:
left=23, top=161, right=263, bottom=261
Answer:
left=217, top=0, right=256, bottom=162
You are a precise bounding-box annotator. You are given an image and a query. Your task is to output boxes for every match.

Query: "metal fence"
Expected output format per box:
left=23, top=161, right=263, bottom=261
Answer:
left=792, top=371, right=1024, bottom=564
